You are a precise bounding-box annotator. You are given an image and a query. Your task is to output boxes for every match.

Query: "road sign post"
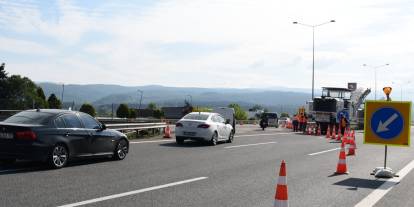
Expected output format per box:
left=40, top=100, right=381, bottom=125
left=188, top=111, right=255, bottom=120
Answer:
left=364, top=87, right=411, bottom=178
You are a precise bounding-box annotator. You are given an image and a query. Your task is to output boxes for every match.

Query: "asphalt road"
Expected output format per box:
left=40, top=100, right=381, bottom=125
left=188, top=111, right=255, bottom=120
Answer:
left=1, top=125, right=414, bottom=207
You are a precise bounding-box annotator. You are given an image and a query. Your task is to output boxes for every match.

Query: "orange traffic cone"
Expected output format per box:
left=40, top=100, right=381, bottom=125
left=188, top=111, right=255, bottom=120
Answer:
left=347, top=138, right=356, bottom=156
left=317, top=125, right=321, bottom=136
left=326, top=126, right=331, bottom=139
left=274, top=160, right=288, bottom=207
left=163, top=124, right=172, bottom=138
left=335, top=142, right=349, bottom=174
left=336, top=126, right=342, bottom=141
left=331, top=126, right=336, bottom=139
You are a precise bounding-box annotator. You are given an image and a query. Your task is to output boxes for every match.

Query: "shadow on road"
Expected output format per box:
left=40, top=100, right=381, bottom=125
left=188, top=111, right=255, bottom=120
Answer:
left=159, top=141, right=214, bottom=148
left=333, top=177, right=392, bottom=190
left=0, top=157, right=116, bottom=175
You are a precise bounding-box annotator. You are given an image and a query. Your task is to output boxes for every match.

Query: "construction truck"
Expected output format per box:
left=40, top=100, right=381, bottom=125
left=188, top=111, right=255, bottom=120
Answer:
left=307, top=83, right=371, bottom=134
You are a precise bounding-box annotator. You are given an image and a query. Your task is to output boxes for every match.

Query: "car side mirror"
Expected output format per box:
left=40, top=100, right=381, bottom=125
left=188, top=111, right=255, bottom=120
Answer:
left=226, top=119, right=230, bottom=124
left=101, top=123, right=107, bottom=131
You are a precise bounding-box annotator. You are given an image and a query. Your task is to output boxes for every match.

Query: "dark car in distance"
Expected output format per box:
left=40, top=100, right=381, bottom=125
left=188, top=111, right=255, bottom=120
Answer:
left=0, top=109, right=129, bottom=168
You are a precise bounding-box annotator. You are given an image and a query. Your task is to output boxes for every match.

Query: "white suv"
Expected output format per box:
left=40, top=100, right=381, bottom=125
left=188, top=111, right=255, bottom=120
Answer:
left=175, top=112, right=234, bottom=145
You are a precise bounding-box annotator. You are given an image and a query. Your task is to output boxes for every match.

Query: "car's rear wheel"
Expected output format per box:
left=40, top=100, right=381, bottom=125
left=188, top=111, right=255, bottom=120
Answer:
left=227, top=131, right=234, bottom=143
left=49, top=144, right=68, bottom=169
left=114, top=139, right=128, bottom=160
left=210, top=132, right=218, bottom=146
left=176, top=137, right=184, bottom=144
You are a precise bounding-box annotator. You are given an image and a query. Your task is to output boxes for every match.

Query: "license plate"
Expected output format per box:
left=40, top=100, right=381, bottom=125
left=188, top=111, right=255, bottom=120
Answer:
left=0, top=132, right=13, bottom=139
left=183, top=131, right=196, bottom=136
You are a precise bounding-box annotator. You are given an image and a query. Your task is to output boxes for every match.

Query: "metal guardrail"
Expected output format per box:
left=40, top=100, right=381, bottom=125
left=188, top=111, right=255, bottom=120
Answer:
left=106, top=122, right=168, bottom=132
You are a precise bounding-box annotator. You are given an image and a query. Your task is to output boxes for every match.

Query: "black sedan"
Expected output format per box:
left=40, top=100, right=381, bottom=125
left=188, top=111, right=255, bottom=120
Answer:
left=0, top=109, right=129, bottom=168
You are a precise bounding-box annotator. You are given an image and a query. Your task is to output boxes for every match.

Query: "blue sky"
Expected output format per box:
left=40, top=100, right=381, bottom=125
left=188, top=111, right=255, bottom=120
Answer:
left=0, top=0, right=414, bottom=100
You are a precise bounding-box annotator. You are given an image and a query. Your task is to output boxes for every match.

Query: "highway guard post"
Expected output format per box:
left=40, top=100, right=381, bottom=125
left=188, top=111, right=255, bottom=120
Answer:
left=364, top=87, right=412, bottom=178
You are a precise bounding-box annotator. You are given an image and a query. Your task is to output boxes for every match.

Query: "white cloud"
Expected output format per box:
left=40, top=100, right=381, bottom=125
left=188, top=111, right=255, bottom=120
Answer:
left=0, top=37, right=55, bottom=55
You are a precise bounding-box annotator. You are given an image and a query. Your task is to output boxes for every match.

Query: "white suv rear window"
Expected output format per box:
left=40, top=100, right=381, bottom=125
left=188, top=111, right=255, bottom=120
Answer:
left=183, top=114, right=209, bottom=120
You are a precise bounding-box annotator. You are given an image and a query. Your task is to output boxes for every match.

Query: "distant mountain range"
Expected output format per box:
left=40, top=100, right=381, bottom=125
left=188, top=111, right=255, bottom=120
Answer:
left=38, top=82, right=311, bottom=113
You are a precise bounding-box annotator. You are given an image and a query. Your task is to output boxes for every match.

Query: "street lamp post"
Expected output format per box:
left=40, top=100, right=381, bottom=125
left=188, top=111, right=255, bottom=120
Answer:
left=363, top=64, right=389, bottom=100
left=61, top=84, right=65, bottom=107
left=186, top=95, right=193, bottom=105
left=392, top=81, right=411, bottom=101
left=137, top=90, right=143, bottom=117
left=293, top=19, right=335, bottom=100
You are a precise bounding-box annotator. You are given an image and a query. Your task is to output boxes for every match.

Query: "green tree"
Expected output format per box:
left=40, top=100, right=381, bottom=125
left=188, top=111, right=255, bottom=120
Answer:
left=129, top=108, right=137, bottom=118
left=0, top=63, right=6, bottom=79
left=47, top=94, right=62, bottom=109
left=79, top=103, right=96, bottom=117
left=116, top=103, right=130, bottom=118
left=153, top=109, right=164, bottom=119
left=35, top=87, right=48, bottom=108
left=0, top=64, right=50, bottom=110
left=147, top=102, right=157, bottom=110
left=228, top=103, right=248, bottom=120
left=280, top=112, right=289, bottom=118
left=250, top=104, right=263, bottom=111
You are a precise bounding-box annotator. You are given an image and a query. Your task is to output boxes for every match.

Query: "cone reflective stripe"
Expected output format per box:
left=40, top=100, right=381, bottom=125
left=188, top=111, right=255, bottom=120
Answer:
left=335, top=142, right=348, bottom=174
left=336, top=125, right=342, bottom=141
left=163, top=124, right=172, bottom=138
left=326, top=126, right=331, bottom=138
left=347, top=138, right=356, bottom=156
left=274, top=160, right=288, bottom=207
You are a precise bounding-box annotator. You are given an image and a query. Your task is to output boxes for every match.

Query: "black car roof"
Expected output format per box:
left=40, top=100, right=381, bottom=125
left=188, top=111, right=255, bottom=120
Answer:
left=25, top=109, right=79, bottom=116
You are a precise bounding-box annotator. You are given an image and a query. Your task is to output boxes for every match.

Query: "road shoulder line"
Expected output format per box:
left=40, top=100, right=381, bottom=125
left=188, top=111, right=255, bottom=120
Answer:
left=224, top=141, right=277, bottom=149
left=354, top=159, right=414, bottom=207
left=57, top=177, right=208, bottom=207
left=308, top=148, right=341, bottom=156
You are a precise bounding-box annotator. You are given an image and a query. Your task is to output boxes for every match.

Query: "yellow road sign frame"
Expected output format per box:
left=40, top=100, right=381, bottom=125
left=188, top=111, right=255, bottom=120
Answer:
left=364, top=101, right=412, bottom=147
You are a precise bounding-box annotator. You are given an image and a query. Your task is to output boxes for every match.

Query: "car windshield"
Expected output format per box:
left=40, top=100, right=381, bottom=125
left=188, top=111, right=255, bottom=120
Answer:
left=3, top=111, right=54, bottom=125
left=265, top=113, right=278, bottom=119
left=183, top=113, right=210, bottom=120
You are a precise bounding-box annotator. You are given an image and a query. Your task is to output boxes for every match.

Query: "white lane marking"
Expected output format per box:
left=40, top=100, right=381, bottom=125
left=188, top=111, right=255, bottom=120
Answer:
left=130, top=139, right=173, bottom=144
left=308, top=148, right=340, bottom=156
left=354, top=159, right=414, bottom=207
left=129, top=132, right=294, bottom=144
left=235, top=132, right=294, bottom=137
left=57, top=177, right=208, bottom=207
left=224, top=142, right=277, bottom=149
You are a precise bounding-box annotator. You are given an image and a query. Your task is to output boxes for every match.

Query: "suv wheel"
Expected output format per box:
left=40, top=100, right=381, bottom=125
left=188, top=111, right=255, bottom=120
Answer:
left=210, top=132, right=218, bottom=146
left=227, top=131, right=234, bottom=143
left=176, top=137, right=184, bottom=144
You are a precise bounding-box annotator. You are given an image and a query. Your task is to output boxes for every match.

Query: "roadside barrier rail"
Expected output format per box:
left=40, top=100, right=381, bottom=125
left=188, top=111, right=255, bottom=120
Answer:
left=106, top=122, right=168, bottom=132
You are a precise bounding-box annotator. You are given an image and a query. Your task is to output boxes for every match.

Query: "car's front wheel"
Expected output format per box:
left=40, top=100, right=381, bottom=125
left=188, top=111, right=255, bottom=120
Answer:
left=49, top=144, right=68, bottom=169
left=114, top=139, right=128, bottom=160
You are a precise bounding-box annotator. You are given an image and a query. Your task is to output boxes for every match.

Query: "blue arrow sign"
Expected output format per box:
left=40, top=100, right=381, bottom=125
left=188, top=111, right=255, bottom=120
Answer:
left=370, top=107, right=404, bottom=140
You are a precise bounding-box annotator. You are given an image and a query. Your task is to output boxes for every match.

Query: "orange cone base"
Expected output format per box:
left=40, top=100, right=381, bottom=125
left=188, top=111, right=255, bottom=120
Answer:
left=334, top=171, right=349, bottom=175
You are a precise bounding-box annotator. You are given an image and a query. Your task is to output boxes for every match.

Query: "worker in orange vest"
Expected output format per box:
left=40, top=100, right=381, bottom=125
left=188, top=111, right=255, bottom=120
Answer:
left=302, top=114, right=308, bottom=133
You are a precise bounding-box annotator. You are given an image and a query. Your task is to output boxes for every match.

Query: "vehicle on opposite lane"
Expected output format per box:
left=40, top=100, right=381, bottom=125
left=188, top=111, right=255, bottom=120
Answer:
left=0, top=109, right=129, bottom=169
left=175, top=112, right=234, bottom=145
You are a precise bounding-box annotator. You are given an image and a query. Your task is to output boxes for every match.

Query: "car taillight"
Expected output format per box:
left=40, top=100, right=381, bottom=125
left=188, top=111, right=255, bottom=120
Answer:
left=15, top=131, right=37, bottom=141
left=176, top=123, right=183, bottom=127
left=197, top=124, right=210, bottom=129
